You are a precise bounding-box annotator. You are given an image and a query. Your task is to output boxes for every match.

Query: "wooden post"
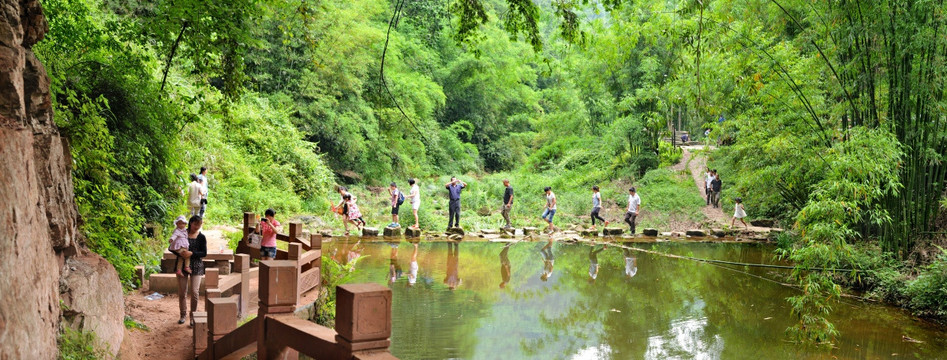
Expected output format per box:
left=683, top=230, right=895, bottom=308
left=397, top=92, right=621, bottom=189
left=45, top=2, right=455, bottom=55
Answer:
left=257, top=260, right=300, bottom=360
left=288, top=243, right=303, bottom=261
left=243, top=212, right=256, bottom=238
left=310, top=234, right=323, bottom=251
left=288, top=222, right=302, bottom=242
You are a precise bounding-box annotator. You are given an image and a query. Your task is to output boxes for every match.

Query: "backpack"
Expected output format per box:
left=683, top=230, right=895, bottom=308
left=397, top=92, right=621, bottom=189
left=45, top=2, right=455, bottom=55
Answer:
left=397, top=190, right=405, bottom=206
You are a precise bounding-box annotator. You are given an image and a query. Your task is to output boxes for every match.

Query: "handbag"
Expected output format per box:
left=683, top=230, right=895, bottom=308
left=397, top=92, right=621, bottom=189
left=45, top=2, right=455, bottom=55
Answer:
left=247, top=225, right=263, bottom=249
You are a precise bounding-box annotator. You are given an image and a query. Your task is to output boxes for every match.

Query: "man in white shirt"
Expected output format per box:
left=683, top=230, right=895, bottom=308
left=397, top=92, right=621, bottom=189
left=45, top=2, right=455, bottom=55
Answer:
left=624, top=187, right=641, bottom=234
left=187, top=173, right=204, bottom=216
left=705, top=169, right=714, bottom=205
left=408, top=178, right=421, bottom=230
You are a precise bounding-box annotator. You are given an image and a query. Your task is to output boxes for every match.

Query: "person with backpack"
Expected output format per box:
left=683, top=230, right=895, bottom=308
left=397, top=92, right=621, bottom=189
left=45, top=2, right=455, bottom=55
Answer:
left=388, top=182, right=405, bottom=228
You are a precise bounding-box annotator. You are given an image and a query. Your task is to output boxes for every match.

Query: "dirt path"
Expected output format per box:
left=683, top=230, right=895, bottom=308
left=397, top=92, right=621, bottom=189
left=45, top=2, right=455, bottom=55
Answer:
left=681, top=146, right=782, bottom=233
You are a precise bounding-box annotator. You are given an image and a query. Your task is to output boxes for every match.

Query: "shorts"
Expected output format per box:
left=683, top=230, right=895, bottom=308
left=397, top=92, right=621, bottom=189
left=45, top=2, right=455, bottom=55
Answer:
left=391, top=205, right=400, bottom=215
left=411, top=201, right=420, bottom=211
left=260, top=246, right=277, bottom=259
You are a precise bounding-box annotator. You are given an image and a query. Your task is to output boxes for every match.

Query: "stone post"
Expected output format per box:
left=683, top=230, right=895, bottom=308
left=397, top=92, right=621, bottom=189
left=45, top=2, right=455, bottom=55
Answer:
left=192, top=311, right=208, bottom=356
left=310, top=234, right=323, bottom=250
left=257, top=260, right=300, bottom=360
left=234, top=254, right=250, bottom=317
left=335, top=283, right=393, bottom=356
left=206, top=297, right=238, bottom=359
left=288, top=222, right=302, bottom=242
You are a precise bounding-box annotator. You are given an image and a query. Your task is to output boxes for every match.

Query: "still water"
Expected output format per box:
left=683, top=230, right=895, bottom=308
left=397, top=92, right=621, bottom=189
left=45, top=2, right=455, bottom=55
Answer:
left=326, top=239, right=947, bottom=359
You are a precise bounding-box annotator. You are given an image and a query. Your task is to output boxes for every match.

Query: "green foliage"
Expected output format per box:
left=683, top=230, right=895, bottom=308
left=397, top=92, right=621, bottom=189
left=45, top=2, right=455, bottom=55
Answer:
left=313, top=255, right=364, bottom=327
left=903, top=247, right=947, bottom=319
left=124, top=315, right=150, bottom=331
left=657, top=141, right=682, bottom=168
left=58, top=328, right=109, bottom=360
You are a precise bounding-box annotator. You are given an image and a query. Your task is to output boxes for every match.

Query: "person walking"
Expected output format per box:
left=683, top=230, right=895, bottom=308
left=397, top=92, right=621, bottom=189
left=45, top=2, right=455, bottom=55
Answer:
left=408, top=179, right=421, bottom=230
left=624, top=187, right=641, bottom=234
left=705, top=169, right=714, bottom=205
left=197, top=167, right=209, bottom=217
left=186, top=174, right=203, bottom=217
left=388, top=182, right=403, bottom=228
left=711, top=172, right=722, bottom=208
left=501, top=179, right=514, bottom=229
left=731, top=197, right=748, bottom=228
left=445, top=177, right=467, bottom=230
left=176, top=215, right=207, bottom=326
left=589, top=186, right=608, bottom=230
left=541, top=187, right=557, bottom=233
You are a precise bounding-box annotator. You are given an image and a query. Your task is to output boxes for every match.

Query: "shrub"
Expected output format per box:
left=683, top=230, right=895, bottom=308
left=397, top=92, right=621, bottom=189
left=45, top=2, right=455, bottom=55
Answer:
left=58, top=328, right=109, bottom=360
left=903, top=247, right=947, bottom=319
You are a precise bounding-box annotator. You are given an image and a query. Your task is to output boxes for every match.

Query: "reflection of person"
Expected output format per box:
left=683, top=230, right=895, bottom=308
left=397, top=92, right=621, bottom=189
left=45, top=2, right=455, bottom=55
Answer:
left=540, top=239, right=555, bottom=281
left=387, top=242, right=402, bottom=286
left=499, top=243, right=512, bottom=289
left=407, top=242, right=419, bottom=287
left=623, top=248, right=638, bottom=278
left=444, top=242, right=461, bottom=290
left=589, top=245, right=604, bottom=282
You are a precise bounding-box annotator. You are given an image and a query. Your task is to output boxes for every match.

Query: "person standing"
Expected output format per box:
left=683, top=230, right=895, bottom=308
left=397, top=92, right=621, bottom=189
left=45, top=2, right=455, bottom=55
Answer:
left=256, top=208, right=281, bottom=260
left=711, top=172, right=722, bottom=208
left=408, top=179, right=420, bottom=230
left=186, top=174, right=203, bottom=217
left=541, top=187, right=557, bottom=233
left=501, top=179, right=514, bottom=229
left=445, top=177, right=467, bottom=230
left=197, top=167, right=209, bottom=217
left=388, top=182, right=403, bottom=228
left=176, top=215, right=206, bottom=325
left=590, top=186, right=608, bottom=230
left=705, top=169, right=714, bottom=205
left=624, top=187, right=641, bottom=234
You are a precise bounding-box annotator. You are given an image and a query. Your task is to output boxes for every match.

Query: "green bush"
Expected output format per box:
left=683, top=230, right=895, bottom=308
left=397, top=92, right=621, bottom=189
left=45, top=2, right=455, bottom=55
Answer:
left=903, top=247, right=947, bottom=318
left=58, top=328, right=108, bottom=360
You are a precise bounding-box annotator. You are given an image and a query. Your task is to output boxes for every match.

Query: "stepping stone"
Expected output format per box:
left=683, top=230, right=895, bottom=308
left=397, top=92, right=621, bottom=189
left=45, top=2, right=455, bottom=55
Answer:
left=580, top=230, right=599, bottom=237
left=603, top=227, right=624, bottom=236
left=405, top=227, right=421, bottom=238
left=362, top=227, right=379, bottom=237
left=642, top=228, right=659, bottom=236
left=319, top=230, right=333, bottom=237
left=500, top=232, right=514, bottom=239
left=446, top=227, right=465, bottom=236
left=685, top=229, right=706, bottom=237
left=750, top=219, right=776, bottom=227
left=383, top=226, right=402, bottom=237
left=523, top=227, right=539, bottom=236
left=481, top=229, right=499, bottom=235
left=711, top=228, right=726, bottom=237
left=660, top=232, right=673, bottom=237
left=448, top=234, right=463, bottom=241
left=671, top=232, right=685, bottom=237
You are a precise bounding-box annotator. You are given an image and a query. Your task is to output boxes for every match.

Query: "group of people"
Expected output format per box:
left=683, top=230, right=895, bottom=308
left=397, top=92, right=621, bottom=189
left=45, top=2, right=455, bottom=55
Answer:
left=329, top=177, right=644, bottom=235
left=704, top=168, right=749, bottom=229
left=186, top=167, right=209, bottom=217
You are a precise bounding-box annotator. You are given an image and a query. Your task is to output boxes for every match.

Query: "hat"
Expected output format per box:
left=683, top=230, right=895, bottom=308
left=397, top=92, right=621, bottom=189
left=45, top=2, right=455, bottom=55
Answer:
left=174, top=215, right=188, bottom=225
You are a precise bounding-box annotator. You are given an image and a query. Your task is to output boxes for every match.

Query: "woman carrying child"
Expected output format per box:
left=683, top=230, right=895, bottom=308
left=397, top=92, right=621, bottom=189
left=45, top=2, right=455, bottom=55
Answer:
left=169, top=215, right=191, bottom=276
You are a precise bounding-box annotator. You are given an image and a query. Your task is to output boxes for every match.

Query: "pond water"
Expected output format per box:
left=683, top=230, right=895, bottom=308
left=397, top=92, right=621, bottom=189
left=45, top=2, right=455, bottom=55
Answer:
left=325, top=239, right=947, bottom=359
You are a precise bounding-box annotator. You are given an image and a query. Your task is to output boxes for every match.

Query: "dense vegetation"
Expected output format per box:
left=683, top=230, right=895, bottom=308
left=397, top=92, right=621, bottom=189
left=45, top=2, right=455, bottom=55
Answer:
left=38, top=0, right=946, bottom=346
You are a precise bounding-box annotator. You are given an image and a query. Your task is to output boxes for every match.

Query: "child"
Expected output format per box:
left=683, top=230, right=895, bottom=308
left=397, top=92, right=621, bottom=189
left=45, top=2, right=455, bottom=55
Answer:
left=388, top=182, right=402, bottom=228
left=731, top=197, right=748, bottom=229
left=168, top=215, right=191, bottom=276
left=344, top=194, right=365, bottom=234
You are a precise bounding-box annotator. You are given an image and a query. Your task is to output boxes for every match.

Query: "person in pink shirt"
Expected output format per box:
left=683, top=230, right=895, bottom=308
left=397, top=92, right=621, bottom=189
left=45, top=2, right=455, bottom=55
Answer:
left=255, top=208, right=281, bottom=260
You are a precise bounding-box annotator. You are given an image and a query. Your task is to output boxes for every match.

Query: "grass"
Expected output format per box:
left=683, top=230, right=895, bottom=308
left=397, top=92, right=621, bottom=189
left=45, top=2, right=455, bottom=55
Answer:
left=58, top=328, right=109, bottom=360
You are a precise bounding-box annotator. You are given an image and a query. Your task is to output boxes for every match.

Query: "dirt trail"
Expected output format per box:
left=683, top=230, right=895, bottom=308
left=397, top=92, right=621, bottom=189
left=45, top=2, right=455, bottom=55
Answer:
left=681, top=146, right=782, bottom=233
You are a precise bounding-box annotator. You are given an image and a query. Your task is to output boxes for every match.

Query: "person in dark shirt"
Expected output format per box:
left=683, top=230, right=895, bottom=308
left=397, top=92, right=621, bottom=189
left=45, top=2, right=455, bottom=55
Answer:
left=445, top=177, right=467, bottom=230
left=501, top=179, right=514, bottom=229
left=176, top=215, right=207, bottom=326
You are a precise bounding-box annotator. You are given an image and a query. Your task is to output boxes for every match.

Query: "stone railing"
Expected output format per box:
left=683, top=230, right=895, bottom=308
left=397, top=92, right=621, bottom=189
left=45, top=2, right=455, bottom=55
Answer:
left=195, top=260, right=396, bottom=360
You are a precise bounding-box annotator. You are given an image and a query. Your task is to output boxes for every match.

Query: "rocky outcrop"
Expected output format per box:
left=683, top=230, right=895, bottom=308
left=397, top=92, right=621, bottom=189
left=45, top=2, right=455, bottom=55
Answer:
left=0, top=0, right=123, bottom=358
left=60, top=255, right=125, bottom=355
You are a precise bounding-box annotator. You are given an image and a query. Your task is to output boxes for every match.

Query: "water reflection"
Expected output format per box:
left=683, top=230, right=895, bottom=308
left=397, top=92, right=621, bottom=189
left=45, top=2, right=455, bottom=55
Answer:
left=499, top=243, right=512, bottom=289
left=623, top=248, right=637, bottom=278
left=588, top=244, right=604, bottom=282
left=329, top=239, right=947, bottom=359
left=387, top=242, right=402, bottom=286
left=444, top=241, right=461, bottom=290
left=540, top=239, right=554, bottom=282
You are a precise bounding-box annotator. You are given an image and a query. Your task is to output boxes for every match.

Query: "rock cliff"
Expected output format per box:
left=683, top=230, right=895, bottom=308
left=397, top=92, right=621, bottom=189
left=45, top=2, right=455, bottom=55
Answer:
left=0, top=0, right=124, bottom=357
